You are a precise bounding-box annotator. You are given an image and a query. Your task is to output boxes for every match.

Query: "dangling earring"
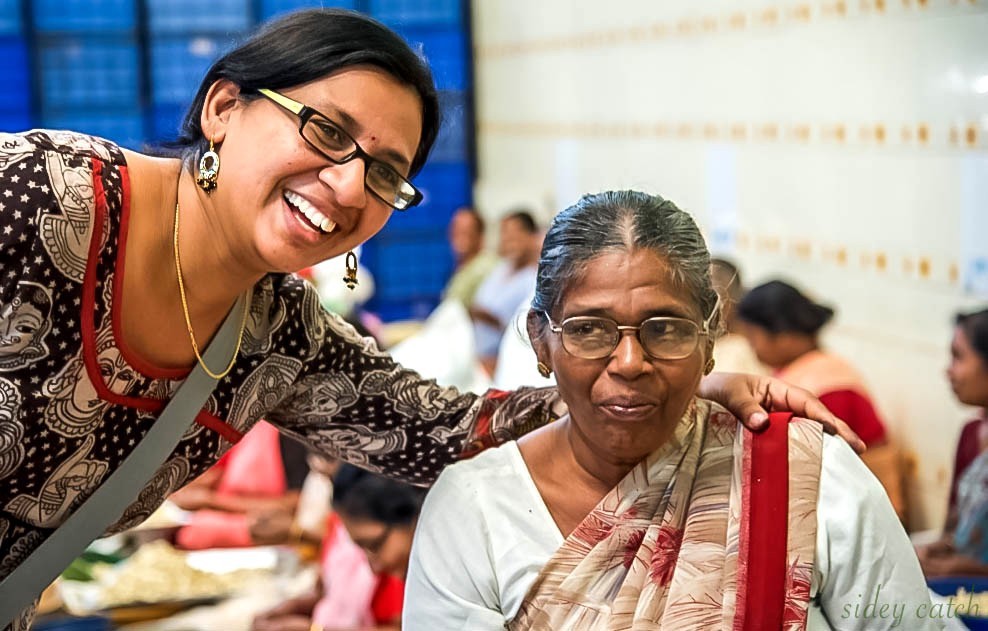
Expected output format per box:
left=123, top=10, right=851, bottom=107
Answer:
left=537, top=361, right=552, bottom=378
left=343, top=251, right=359, bottom=290
left=704, top=358, right=716, bottom=375
left=195, top=138, right=220, bottom=193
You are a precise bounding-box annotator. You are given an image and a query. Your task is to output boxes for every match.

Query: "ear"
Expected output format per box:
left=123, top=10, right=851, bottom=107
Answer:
left=526, top=309, right=550, bottom=364
left=200, top=79, right=243, bottom=144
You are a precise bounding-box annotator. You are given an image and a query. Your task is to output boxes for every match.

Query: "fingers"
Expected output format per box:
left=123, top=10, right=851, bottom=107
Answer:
left=737, top=405, right=770, bottom=431
left=766, top=379, right=866, bottom=453
left=805, top=399, right=865, bottom=453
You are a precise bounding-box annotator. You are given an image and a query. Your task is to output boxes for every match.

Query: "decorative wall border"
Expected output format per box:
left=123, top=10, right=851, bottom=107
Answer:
left=478, top=120, right=986, bottom=150
left=477, top=0, right=984, bottom=59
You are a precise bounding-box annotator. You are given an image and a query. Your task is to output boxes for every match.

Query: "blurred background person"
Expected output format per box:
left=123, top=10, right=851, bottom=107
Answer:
left=709, top=257, right=766, bottom=375
left=251, top=464, right=424, bottom=631
left=737, top=280, right=909, bottom=522
left=470, top=210, right=541, bottom=376
left=918, top=308, right=988, bottom=578
left=737, top=280, right=889, bottom=447
left=444, top=206, right=498, bottom=309
left=170, top=421, right=309, bottom=550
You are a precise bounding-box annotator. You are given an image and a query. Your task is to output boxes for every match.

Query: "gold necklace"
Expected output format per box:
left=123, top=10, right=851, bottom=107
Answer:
left=173, top=202, right=250, bottom=380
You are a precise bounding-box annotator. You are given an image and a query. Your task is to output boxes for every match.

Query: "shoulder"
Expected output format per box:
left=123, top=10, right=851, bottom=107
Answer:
left=817, top=433, right=898, bottom=531
left=430, top=441, right=524, bottom=501
left=421, top=442, right=530, bottom=533
left=1, top=129, right=125, bottom=171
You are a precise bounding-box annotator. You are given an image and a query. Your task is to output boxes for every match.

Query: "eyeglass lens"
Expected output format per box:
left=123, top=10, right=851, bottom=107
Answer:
left=560, top=317, right=700, bottom=360
left=301, top=116, right=417, bottom=210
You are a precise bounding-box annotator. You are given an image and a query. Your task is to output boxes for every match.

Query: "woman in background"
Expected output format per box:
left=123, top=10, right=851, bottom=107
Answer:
left=918, top=308, right=988, bottom=577
left=736, top=280, right=888, bottom=447
left=252, top=464, right=423, bottom=631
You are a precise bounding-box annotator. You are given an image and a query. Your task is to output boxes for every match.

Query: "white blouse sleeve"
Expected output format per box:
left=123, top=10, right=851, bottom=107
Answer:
left=403, top=464, right=506, bottom=630
left=815, top=435, right=943, bottom=630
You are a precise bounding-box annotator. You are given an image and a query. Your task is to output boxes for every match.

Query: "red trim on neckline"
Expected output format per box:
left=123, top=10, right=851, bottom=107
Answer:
left=196, top=411, right=244, bottom=444
left=80, top=156, right=242, bottom=443
left=112, top=164, right=192, bottom=381
left=81, top=158, right=161, bottom=410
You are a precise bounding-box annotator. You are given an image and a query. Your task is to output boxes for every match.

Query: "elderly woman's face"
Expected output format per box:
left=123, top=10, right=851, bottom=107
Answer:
left=536, top=250, right=708, bottom=459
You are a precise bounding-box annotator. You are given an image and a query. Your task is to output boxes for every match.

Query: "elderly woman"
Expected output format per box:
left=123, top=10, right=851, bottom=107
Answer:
left=404, top=191, right=935, bottom=630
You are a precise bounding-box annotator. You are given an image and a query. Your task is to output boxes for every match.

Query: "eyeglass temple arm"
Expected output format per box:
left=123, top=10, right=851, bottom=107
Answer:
left=258, top=88, right=304, bottom=116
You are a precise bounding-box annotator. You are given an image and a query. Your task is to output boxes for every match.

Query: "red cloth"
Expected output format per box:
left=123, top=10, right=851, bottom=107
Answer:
left=818, top=389, right=888, bottom=447
left=370, top=573, right=405, bottom=623
left=735, top=412, right=791, bottom=631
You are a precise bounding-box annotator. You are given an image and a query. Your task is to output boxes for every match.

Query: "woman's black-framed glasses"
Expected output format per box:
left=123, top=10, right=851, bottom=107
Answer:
left=258, top=88, right=423, bottom=211
left=544, top=298, right=719, bottom=361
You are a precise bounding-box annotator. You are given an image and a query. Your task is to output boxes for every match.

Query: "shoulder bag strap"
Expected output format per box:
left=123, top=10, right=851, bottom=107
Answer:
left=0, top=293, right=249, bottom=627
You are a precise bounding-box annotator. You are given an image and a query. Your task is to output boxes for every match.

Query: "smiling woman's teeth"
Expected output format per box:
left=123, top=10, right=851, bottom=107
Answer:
left=284, top=190, right=337, bottom=234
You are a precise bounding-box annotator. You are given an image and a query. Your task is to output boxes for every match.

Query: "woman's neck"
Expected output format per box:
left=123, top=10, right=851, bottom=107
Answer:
left=560, top=418, right=649, bottom=491
left=118, top=152, right=260, bottom=368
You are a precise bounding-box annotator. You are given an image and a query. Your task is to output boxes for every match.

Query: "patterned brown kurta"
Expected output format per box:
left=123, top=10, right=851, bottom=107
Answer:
left=0, top=130, right=561, bottom=629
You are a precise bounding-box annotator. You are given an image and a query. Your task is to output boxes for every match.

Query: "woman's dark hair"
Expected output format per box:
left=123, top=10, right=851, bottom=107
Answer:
left=956, top=308, right=988, bottom=364
left=736, top=280, right=834, bottom=335
left=332, top=464, right=426, bottom=526
left=168, top=8, right=439, bottom=176
left=530, top=190, right=719, bottom=334
left=503, top=209, right=539, bottom=235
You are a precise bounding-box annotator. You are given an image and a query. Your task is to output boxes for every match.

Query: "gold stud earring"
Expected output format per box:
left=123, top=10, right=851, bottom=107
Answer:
left=195, top=138, right=220, bottom=193
left=704, top=358, right=716, bottom=375
left=343, top=251, right=359, bottom=290
left=537, top=361, right=552, bottom=378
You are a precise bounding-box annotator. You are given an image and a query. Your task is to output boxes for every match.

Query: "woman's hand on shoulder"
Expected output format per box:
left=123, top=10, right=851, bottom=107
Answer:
left=698, top=371, right=865, bottom=453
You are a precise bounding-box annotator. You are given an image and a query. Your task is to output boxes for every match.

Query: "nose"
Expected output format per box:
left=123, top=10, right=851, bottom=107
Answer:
left=607, top=330, right=649, bottom=379
left=319, top=157, right=367, bottom=209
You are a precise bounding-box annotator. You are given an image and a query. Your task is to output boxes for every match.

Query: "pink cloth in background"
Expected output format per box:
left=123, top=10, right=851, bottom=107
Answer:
left=176, top=421, right=286, bottom=550
left=311, top=517, right=379, bottom=628
left=216, top=421, right=286, bottom=497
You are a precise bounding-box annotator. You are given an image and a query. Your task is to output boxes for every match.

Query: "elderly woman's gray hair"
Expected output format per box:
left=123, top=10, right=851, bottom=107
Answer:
left=530, top=190, right=720, bottom=336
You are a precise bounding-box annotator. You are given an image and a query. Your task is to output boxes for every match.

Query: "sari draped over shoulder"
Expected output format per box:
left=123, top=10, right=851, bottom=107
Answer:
left=508, top=400, right=824, bottom=631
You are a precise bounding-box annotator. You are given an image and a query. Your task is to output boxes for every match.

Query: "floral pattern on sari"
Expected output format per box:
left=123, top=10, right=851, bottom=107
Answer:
left=509, top=399, right=824, bottom=630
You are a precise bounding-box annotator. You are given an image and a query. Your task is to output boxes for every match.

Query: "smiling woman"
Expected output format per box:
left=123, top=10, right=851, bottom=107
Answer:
left=0, top=9, right=859, bottom=629
left=404, top=190, right=936, bottom=631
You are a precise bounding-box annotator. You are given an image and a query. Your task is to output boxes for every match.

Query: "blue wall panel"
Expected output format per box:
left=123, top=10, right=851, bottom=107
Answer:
left=398, top=28, right=467, bottom=91
left=369, top=0, right=461, bottom=27
left=150, top=36, right=227, bottom=103
left=43, top=111, right=145, bottom=148
left=260, top=0, right=359, bottom=19
left=33, top=0, right=136, bottom=32
left=0, top=36, right=30, bottom=113
left=147, top=0, right=250, bottom=34
left=0, top=0, right=21, bottom=35
left=39, top=37, right=140, bottom=110
left=431, top=90, right=469, bottom=164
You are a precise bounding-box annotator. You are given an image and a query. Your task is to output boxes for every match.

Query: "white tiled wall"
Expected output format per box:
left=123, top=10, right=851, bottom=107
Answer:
left=471, top=0, right=988, bottom=530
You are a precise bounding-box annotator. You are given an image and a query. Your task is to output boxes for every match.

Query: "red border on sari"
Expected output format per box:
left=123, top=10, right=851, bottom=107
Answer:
left=734, top=411, right=792, bottom=631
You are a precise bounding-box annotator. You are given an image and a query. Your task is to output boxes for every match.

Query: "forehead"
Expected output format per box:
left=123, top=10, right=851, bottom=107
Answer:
left=559, top=250, right=698, bottom=317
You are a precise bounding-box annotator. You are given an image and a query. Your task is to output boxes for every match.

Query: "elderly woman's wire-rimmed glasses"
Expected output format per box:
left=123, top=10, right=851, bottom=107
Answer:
left=257, top=88, right=423, bottom=212
left=544, top=298, right=720, bottom=361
